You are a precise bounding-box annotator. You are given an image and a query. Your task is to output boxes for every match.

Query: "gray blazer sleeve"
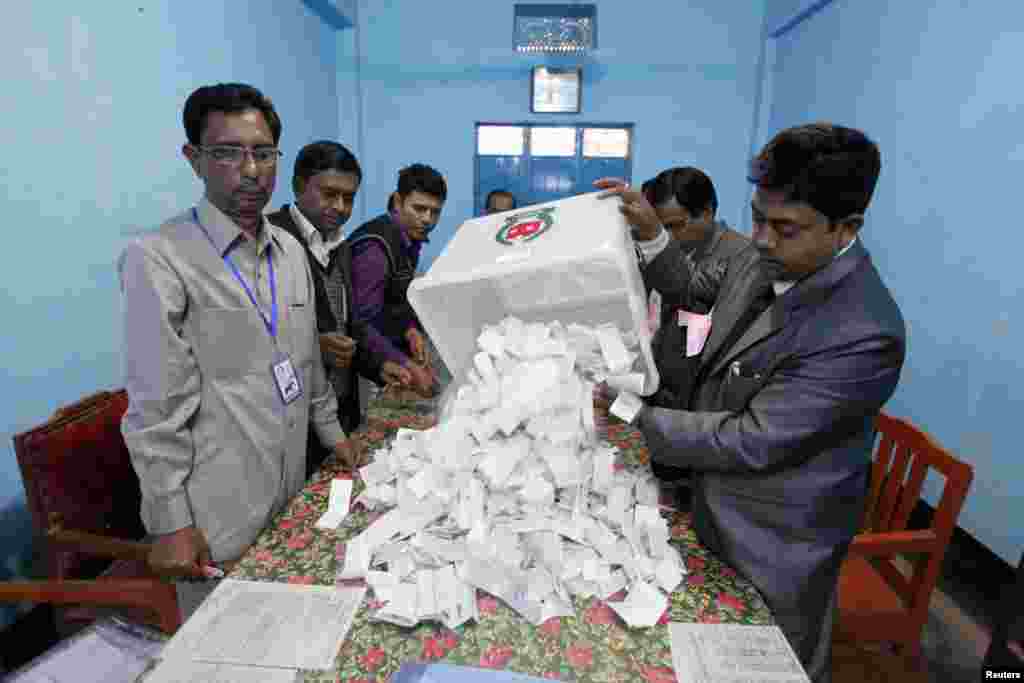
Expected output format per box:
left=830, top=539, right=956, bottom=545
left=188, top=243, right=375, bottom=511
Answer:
left=643, top=240, right=728, bottom=312
left=119, top=240, right=200, bottom=534
left=637, top=331, right=905, bottom=474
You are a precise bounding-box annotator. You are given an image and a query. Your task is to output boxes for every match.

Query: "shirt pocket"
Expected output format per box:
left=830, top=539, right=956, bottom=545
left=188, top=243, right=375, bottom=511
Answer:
left=193, top=306, right=270, bottom=379
left=721, top=369, right=763, bottom=412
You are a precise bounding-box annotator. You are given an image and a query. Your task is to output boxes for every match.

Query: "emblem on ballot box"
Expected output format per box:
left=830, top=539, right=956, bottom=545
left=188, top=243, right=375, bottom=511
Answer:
left=496, top=207, right=556, bottom=245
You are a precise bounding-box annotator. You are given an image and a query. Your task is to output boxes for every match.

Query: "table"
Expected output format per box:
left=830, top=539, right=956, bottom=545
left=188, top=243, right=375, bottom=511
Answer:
left=230, top=396, right=774, bottom=683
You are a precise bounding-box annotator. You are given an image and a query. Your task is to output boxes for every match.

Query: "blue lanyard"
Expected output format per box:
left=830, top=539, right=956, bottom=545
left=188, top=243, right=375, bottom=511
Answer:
left=193, top=208, right=278, bottom=340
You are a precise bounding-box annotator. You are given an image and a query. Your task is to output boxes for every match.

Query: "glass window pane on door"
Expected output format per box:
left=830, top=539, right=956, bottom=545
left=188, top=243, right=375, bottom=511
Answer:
left=478, top=126, right=524, bottom=155
left=530, top=127, right=577, bottom=157
left=583, top=128, right=630, bottom=158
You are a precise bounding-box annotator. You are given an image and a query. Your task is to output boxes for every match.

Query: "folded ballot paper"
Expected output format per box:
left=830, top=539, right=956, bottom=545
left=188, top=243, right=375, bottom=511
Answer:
left=340, top=316, right=687, bottom=631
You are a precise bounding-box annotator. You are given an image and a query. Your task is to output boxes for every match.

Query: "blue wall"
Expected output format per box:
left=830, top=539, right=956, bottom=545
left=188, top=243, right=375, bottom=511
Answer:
left=765, top=0, right=1024, bottom=563
left=0, top=1, right=339, bottom=622
left=337, top=0, right=768, bottom=268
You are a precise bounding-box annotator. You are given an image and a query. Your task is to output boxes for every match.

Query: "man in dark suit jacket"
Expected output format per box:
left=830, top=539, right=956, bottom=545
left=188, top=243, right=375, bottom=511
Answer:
left=647, top=166, right=751, bottom=410
left=644, top=166, right=754, bottom=498
left=597, top=123, right=906, bottom=683
left=267, top=141, right=411, bottom=477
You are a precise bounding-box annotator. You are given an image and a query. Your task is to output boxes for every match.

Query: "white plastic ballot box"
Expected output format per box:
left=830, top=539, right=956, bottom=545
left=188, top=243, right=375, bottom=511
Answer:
left=408, top=191, right=660, bottom=395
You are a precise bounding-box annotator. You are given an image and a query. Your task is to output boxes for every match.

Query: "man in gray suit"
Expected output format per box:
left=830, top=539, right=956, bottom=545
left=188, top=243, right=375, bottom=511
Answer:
left=645, top=167, right=752, bottom=498
left=597, top=122, right=906, bottom=682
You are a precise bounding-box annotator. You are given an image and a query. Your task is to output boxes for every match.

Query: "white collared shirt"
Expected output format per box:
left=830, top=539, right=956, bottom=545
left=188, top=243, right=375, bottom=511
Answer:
left=772, top=236, right=859, bottom=296
left=289, top=204, right=346, bottom=269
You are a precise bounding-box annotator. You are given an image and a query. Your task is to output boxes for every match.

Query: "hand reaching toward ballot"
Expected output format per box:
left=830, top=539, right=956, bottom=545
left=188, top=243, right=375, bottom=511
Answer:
left=593, top=177, right=664, bottom=242
left=404, top=361, right=437, bottom=397
left=404, top=328, right=429, bottom=366
left=333, top=437, right=367, bottom=471
left=380, top=360, right=412, bottom=387
left=149, top=526, right=212, bottom=580
left=320, top=333, right=356, bottom=369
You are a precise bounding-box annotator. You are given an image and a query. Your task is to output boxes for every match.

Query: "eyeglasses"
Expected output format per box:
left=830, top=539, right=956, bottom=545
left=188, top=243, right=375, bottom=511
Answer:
left=196, top=144, right=282, bottom=167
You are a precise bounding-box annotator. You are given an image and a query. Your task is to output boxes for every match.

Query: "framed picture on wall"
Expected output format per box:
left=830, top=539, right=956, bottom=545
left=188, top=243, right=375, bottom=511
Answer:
left=531, top=66, right=582, bottom=114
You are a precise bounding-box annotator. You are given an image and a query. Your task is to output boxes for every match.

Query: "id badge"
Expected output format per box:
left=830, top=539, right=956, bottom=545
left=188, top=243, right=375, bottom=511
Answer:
left=271, top=352, right=303, bottom=405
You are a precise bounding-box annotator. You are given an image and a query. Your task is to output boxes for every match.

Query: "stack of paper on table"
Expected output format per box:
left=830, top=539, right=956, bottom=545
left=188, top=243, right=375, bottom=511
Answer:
left=340, top=316, right=688, bottom=631
left=669, top=623, right=811, bottom=683
left=6, top=618, right=165, bottom=683
left=145, top=579, right=365, bottom=682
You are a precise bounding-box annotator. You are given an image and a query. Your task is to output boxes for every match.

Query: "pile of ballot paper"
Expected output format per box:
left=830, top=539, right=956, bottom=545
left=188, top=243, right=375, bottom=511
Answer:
left=338, top=316, right=687, bottom=630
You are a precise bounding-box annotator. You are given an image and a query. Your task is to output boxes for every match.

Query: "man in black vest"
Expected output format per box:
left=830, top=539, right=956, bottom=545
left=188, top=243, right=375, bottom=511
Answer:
left=267, top=141, right=412, bottom=477
left=348, top=164, right=446, bottom=394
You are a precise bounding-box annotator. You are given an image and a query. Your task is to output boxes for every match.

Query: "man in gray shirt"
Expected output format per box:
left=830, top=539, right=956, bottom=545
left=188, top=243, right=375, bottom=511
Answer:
left=119, top=83, right=356, bottom=578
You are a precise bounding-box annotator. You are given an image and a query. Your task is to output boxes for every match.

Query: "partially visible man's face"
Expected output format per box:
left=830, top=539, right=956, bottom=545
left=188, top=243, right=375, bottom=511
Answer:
left=395, top=190, right=444, bottom=242
left=486, top=194, right=515, bottom=215
left=655, top=199, right=713, bottom=245
left=184, top=109, right=277, bottom=233
left=295, top=169, right=360, bottom=235
left=750, top=187, right=855, bottom=280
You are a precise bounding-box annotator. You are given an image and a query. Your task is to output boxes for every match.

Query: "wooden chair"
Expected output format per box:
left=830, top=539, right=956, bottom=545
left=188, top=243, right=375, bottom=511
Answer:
left=0, top=389, right=180, bottom=634
left=836, top=412, right=973, bottom=662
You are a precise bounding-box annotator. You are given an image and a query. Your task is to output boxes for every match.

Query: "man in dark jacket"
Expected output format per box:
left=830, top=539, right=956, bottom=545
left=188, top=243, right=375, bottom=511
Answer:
left=597, top=122, right=906, bottom=683
left=348, top=164, right=446, bottom=393
left=645, top=167, right=752, bottom=489
left=267, top=141, right=412, bottom=477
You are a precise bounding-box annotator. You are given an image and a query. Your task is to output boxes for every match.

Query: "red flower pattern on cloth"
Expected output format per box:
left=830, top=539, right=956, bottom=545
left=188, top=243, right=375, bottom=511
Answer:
left=686, top=555, right=706, bottom=571
left=479, top=644, right=514, bottom=669
left=585, top=602, right=617, bottom=626
left=286, top=531, right=312, bottom=550
left=422, top=636, right=447, bottom=660
left=477, top=595, right=499, bottom=615
left=640, top=665, right=678, bottom=683
left=566, top=643, right=594, bottom=669
left=718, top=591, right=746, bottom=613
left=539, top=618, right=562, bottom=637
left=360, top=647, right=386, bottom=670
left=286, top=575, right=315, bottom=585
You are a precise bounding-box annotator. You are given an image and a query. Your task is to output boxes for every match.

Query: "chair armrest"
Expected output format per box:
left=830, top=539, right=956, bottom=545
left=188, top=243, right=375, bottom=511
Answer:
left=849, top=529, right=938, bottom=557
left=48, top=514, right=151, bottom=564
left=0, top=579, right=180, bottom=633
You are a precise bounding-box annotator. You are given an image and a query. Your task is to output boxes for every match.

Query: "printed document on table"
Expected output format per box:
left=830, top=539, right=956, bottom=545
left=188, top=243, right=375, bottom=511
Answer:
left=159, top=579, right=366, bottom=671
left=669, top=623, right=810, bottom=683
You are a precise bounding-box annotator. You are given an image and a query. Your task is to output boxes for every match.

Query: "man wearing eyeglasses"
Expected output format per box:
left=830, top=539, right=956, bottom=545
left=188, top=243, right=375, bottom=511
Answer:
left=119, top=83, right=358, bottom=580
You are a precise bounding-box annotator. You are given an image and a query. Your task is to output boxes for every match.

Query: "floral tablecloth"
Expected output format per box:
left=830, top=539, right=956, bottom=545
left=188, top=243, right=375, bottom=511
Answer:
left=230, top=397, right=773, bottom=683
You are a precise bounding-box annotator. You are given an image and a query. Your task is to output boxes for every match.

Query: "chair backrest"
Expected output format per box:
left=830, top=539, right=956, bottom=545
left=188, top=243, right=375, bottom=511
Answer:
left=862, top=412, right=973, bottom=610
left=13, top=389, right=145, bottom=580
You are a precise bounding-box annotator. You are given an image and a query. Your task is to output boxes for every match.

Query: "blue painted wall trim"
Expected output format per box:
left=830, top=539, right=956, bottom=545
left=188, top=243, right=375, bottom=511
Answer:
left=769, top=0, right=836, bottom=38
left=302, top=0, right=353, bottom=29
